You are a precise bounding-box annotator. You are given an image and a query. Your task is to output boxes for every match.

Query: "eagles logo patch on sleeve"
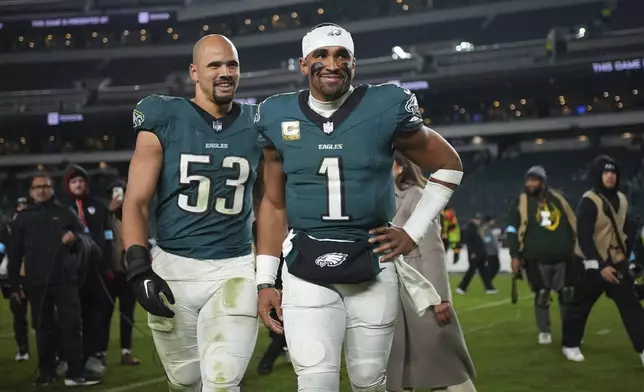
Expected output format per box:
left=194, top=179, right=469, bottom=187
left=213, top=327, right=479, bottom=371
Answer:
left=133, top=109, right=145, bottom=128
left=404, top=93, right=421, bottom=118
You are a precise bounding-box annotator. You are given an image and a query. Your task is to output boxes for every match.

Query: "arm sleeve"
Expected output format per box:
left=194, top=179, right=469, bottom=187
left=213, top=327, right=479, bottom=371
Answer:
left=393, top=87, right=424, bottom=135
left=506, top=200, right=521, bottom=258
left=576, top=198, right=602, bottom=262
left=8, top=217, right=24, bottom=289
left=133, top=95, right=169, bottom=147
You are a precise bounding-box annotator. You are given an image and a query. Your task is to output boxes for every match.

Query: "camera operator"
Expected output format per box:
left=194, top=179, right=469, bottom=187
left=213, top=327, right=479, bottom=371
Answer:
left=8, top=174, right=101, bottom=386
left=64, top=164, right=115, bottom=372
left=96, top=180, right=140, bottom=366
left=1, top=197, right=30, bottom=361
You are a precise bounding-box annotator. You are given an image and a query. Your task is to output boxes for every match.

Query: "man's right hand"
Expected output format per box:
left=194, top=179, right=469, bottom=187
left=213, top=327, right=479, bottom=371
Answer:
left=10, top=290, right=25, bottom=305
left=600, top=265, right=620, bottom=284
left=258, top=287, right=283, bottom=335
left=511, top=258, right=521, bottom=273
left=132, top=271, right=175, bottom=318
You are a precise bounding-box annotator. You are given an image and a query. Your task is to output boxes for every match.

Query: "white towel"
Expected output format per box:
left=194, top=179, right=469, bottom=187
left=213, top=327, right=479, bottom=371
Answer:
left=394, top=256, right=442, bottom=317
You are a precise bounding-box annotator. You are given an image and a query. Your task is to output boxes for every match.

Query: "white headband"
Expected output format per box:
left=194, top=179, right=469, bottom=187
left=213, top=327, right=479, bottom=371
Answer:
left=302, top=24, right=354, bottom=59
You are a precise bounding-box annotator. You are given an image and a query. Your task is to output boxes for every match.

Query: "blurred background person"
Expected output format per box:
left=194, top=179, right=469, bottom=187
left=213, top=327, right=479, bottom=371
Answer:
left=456, top=213, right=497, bottom=295
left=8, top=174, right=102, bottom=386
left=96, top=179, right=140, bottom=366
left=388, top=152, right=476, bottom=392
left=64, top=164, right=115, bottom=374
left=506, top=166, right=577, bottom=345
left=441, top=207, right=462, bottom=264
left=1, top=197, right=31, bottom=361
left=483, top=216, right=501, bottom=283
left=562, top=156, right=644, bottom=365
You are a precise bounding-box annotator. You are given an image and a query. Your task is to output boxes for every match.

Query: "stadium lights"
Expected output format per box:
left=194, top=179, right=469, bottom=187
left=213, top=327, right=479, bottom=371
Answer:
left=634, top=89, right=639, bottom=95
left=317, top=8, right=324, bottom=15
left=291, top=12, right=298, bottom=18
left=576, top=27, right=586, bottom=39
left=203, top=25, right=209, bottom=31
left=472, top=136, right=483, bottom=144
left=455, top=41, right=474, bottom=52
left=391, top=46, right=411, bottom=60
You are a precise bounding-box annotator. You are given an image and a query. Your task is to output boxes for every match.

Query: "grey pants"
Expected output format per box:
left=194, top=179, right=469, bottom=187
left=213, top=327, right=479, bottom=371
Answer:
left=526, top=261, right=569, bottom=333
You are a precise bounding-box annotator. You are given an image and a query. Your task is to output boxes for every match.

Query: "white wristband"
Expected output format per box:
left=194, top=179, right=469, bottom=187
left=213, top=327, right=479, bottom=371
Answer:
left=256, top=255, right=281, bottom=285
left=430, top=169, right=463, bottom=185
left=403, top=180, right=456, bottom=244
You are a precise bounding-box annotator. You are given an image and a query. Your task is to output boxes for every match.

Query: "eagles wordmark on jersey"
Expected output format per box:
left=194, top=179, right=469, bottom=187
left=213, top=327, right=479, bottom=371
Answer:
left=133, top=94, right=262, bottom=260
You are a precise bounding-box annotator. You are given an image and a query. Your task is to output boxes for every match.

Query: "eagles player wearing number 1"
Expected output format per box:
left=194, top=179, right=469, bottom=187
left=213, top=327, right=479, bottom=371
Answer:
left=121, top=35, right=260, bottom=391
left=255, top=24, right=464, bottom=391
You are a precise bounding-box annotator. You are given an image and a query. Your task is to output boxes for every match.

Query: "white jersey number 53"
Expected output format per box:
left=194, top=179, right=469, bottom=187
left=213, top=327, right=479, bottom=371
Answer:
left=178, top=154, right=250, bottom=215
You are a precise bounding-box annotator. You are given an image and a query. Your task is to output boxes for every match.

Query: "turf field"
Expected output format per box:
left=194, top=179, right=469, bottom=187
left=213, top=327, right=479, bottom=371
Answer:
left=0, top=274, right=642, bottom=392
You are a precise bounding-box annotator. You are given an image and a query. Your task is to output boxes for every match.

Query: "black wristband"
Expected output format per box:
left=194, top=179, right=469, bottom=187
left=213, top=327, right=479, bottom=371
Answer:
left=125, top=244, right=152, bottom=282
left=257, top=283, right=275, bottom=292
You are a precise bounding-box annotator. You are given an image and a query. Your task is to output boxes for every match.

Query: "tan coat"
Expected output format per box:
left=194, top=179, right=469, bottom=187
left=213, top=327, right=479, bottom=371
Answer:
left=387, top=185, right=476, bottom=391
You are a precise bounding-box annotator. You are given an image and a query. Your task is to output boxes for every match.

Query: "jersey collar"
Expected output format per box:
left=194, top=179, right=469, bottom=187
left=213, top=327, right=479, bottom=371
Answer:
left=298, top=85, right=367, bottom=135
left=187, top=100, right=242, bottom=133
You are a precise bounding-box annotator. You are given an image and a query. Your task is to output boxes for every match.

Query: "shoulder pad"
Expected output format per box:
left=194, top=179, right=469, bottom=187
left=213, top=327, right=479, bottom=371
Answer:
left=255, top=91, right=300, bottom=126
left=133, top=94, right=176, bottom=132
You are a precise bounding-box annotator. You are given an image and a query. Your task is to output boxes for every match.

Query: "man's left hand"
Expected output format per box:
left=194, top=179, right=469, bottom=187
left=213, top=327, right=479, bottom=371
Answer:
left=62, top=231, right=76, bottom=246
left=369, top=225, right=416, bottom=263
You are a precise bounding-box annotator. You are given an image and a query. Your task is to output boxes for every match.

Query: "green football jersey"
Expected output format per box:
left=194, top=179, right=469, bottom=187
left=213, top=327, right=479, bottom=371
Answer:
left=133, top=95, right=261, bottom=260
left=255, top=84, right=423, bottom=240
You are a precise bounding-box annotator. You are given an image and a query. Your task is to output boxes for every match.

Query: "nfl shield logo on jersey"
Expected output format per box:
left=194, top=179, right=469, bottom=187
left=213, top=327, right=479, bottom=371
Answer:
left=213, top=121, right=223, bottom=132
left=315, top=252, right=347, bottom=268
left=323, top=121, right=334, bottom=134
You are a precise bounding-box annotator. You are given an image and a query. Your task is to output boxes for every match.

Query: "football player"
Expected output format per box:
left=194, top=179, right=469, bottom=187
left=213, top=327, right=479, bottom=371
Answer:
left=254, top=24, right=463, bottom=391
left=121, top=35, right=260, bottom=391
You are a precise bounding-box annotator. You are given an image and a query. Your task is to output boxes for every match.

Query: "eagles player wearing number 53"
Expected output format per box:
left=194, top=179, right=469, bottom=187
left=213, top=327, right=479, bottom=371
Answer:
left=121, top=35, right=260, bottom=391
left=255, top=24, right=463, bottom=391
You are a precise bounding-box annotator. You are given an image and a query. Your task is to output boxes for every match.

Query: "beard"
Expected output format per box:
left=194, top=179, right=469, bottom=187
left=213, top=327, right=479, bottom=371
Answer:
left=211, top=77, right=237, bottom=105
left=310, top=63, right=353, bottom=101
left=524, top=186, right=543, bottom=196
left=212, top=92, right=234, bottom=105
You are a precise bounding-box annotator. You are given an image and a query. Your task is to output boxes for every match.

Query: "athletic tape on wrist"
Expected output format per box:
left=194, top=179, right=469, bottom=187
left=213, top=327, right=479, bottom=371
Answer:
left=403, top=181, right=455, bottom=244
left=429, top=169, right=463, bottom=185
left=256, top=255, right=281, bottom=285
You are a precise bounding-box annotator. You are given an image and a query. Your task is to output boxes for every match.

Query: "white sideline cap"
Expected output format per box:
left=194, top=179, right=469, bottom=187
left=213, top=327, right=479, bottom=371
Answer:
left=302, top=23, right=354, bottom=59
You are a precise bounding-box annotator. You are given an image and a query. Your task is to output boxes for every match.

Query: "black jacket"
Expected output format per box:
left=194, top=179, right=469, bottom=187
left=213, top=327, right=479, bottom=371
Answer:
left=65, top=165, right=114, bottom=272
left=8, top=199, right=89, bottom=288
left=464, top=221, right=487, bottom=260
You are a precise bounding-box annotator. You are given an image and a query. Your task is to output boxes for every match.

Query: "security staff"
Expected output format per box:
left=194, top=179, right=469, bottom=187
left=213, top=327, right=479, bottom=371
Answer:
left=562, top=156, right=644, bottom=366
left=441, top=207, right=462, bottom=263
left=8, top=174, right=101, bottom=386
left=507, top=166, right=577, bottom=345
left=1, top=197, right=30, bottom=361
left=96, top=180, right=140, bottom=366
left=64, top=164, right=114, bottom=372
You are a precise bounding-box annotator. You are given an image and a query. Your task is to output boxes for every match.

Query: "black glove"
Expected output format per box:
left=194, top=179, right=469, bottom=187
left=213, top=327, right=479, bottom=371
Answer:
left=125, top=245, right=175, bottom=318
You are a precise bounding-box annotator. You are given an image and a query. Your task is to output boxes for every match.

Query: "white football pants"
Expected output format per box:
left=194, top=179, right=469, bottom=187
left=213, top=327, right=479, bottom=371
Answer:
left=281, top=259, right=399, bottom=392
left=147, top=247, right=258, bottom=392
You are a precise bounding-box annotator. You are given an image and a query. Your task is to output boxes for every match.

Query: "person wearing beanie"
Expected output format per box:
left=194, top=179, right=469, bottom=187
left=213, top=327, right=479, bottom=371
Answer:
left=94, top=180, right=140, bottom=366
left=64, top=164, right=114, bottom=374
left=562, top=155, right=644, bottom=366
left=506, top=165, right=577, bottom=345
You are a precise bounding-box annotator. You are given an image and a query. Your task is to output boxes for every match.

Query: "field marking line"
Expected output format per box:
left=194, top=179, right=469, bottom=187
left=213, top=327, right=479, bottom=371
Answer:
left=103, top=376, right=166, bottom=392
left=464, top=308, right=523, bottom=334
left=458, top=295, right=531, bottom=313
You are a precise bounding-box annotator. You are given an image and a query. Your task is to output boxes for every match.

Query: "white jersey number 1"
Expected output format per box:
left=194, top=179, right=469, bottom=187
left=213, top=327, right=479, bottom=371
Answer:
left=318, top=157, right=351, bottom=221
